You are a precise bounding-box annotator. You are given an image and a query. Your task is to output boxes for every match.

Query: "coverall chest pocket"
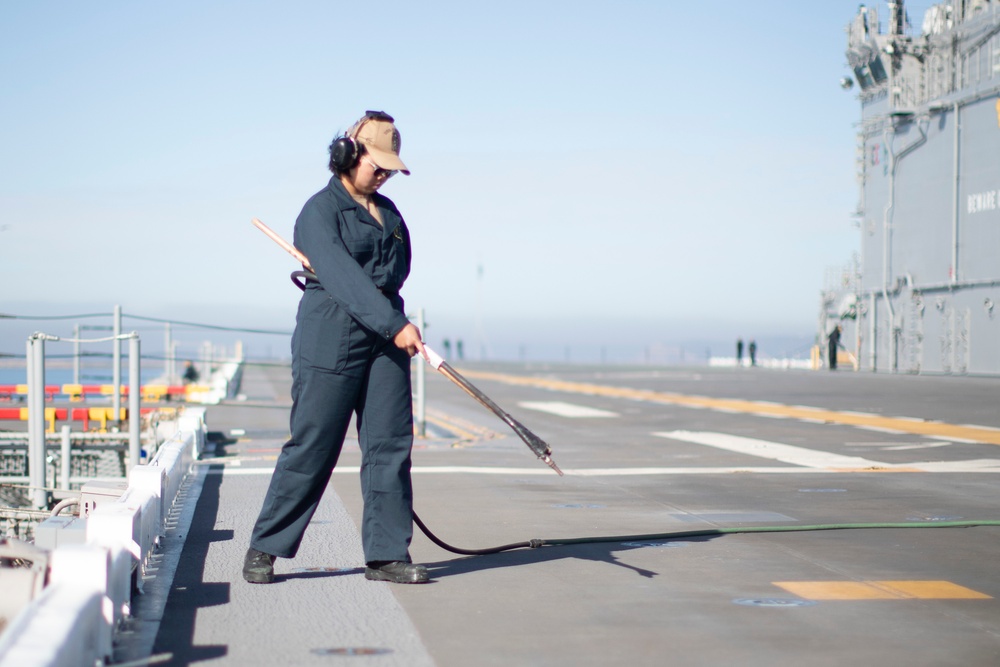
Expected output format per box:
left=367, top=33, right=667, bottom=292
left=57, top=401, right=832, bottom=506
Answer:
left=297, top=294, right=355, bottom=373
left=339, top=213, right=377, bottom=268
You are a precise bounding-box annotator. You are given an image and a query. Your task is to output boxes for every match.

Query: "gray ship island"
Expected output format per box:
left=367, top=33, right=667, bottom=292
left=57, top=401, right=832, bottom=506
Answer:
left=824, top=0, right=1000, bottom=374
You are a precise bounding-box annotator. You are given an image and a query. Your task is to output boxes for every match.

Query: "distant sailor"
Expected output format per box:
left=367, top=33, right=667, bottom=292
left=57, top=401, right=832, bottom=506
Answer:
left=182, top=361, right=199, bottom=384
left=828, top=325, right=842, bottom=371
left=243, top=110, right=429, bottom=585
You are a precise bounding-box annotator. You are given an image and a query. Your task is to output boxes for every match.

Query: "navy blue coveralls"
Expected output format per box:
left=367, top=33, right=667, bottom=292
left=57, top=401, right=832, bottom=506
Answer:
left=250, top=175, right=415, bottom=565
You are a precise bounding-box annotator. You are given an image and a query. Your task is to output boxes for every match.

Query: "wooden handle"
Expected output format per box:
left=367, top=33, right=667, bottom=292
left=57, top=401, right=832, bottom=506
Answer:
left=252, top=217, right=314, bottom=272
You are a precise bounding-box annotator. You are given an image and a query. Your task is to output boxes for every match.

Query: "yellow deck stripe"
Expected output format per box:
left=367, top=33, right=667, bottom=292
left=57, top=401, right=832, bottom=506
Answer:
left=773, top=580, right=992, bottom=600
left=459, top=370, right=1000, bottom=446
left=421, top=414, right=480, bottom=442
left=419, top=408, right=503, bottom=446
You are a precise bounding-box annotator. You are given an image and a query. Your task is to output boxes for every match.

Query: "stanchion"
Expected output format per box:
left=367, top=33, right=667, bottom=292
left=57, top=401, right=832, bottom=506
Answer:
left=27, top=334, right=48, bottom=510
left=128, top=333, right=141, bottom=469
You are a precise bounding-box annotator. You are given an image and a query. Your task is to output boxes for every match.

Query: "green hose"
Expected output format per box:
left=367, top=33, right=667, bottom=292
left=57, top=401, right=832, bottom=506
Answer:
left=539, top=520, right=1000, bottom=547
left=412, top=513, right=1000, bottom=556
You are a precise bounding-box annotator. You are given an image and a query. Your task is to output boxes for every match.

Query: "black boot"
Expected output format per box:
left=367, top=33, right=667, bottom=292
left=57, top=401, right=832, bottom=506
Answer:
left=243, top=547, right=276, bottom=584
left=365, top=561, right=429, bottom=584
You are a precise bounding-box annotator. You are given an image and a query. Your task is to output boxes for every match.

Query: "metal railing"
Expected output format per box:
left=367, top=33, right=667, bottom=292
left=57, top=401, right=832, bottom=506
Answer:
left=23, top=331, right=142, bottom=510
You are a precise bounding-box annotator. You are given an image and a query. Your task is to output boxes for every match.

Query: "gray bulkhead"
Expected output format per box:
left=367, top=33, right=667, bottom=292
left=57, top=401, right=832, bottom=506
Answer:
left=824, top=0, right=1000, bottom=374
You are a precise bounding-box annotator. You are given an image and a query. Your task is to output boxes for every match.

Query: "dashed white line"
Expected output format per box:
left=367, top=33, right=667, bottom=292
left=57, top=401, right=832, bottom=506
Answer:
left=517, top=401, right=619, bottom=418
left=855, top=425, right=909, bottom=435
left=652, top=430, right=891, bottom=469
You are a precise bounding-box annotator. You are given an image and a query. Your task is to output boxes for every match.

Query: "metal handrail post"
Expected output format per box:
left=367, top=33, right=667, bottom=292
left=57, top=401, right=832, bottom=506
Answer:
left=128, top=333, right=141, bottom=469
left=26, top=336, right=36, bottom=503
left=414, top=308, right=426, bottom=437
left=73, top=323, right=80, bottom=385
left=60, top=425, right=71, bottom=491
left=201, top=341, right=211, bottom=382
left=170, top=340, right=178, bottom=385
left=27, top=334, right=47, bottom=510
left=113, top=304, right=122, bottom=422
left=164, top=322, right=172, bottom=382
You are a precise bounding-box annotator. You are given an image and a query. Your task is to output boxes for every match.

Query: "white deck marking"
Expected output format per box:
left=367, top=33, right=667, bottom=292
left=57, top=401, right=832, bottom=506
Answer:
left=517, top=401, right=619, bottom=418
left=653, top=431, right=892, bottom=470
left=855, top=425, right=909, bottom=435
left=909, top=459, right=1000, bottom=472
left=844, top=441, right=954, bottom=451
left=883, top=442, right=953, bottom=451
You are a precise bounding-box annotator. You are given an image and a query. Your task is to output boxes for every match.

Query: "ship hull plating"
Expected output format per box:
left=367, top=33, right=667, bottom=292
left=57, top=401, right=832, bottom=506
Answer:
left=826, top=2, right=1000, bottom=374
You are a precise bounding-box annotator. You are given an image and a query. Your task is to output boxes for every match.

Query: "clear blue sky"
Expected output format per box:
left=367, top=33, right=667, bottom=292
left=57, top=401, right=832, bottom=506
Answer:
left=0, top=1, right=928, bottom=362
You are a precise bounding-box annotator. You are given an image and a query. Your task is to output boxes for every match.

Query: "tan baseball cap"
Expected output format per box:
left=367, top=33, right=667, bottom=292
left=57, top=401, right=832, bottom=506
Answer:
left=355, top=116, right=410, bottom=175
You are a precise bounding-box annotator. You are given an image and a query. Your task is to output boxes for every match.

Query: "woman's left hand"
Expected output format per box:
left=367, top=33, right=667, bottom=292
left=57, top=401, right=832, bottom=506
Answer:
left=393, top=323, right=426, bottom=359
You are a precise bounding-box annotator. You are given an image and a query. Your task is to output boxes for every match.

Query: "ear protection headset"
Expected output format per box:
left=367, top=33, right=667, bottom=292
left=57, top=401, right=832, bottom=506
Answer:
left=329, top=110, right=395, bottom=172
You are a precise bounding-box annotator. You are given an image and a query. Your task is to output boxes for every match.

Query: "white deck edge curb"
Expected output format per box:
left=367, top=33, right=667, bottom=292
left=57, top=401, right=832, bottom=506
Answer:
left=0, top=407, right=207, bottom=667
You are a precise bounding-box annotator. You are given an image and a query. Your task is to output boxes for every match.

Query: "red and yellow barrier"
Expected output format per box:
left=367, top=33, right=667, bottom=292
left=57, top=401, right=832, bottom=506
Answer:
left=0, top=384, right=208, bottom=402
left=0, top=406, right=159, bottom=432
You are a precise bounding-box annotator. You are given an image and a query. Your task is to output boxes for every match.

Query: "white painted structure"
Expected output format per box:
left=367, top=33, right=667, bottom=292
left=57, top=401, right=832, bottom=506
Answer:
left=0, top=408, right=206, bottom=667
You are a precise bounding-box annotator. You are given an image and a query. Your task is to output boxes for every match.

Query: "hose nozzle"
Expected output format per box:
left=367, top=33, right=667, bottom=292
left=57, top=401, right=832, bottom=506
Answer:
left=542, top=455, right=564, bottom=476
left=509, top=416, right=562, bottom=476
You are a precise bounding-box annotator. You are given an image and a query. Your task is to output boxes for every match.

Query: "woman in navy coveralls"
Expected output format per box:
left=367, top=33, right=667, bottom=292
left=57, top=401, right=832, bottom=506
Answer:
left=243, top=111, right=429, bottom=585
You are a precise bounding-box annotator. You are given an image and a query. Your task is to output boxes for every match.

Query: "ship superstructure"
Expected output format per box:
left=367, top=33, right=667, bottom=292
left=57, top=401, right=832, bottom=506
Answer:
left=824, top=0, right=1000, bottom=373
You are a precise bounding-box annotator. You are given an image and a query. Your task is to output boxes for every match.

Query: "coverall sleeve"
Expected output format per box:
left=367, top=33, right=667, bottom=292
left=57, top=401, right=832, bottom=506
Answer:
left=294, top=197, right=410, bottom=340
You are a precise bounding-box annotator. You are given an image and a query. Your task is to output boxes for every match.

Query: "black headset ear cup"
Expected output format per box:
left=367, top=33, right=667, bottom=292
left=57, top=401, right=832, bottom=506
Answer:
left=330, top=136, right=359, bottom=172
left=331, top=111, right=392, bottom=172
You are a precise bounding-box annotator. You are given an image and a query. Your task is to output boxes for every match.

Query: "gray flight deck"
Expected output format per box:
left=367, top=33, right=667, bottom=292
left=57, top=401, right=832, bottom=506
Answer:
left=133, top=361, right=1000, bottom=666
